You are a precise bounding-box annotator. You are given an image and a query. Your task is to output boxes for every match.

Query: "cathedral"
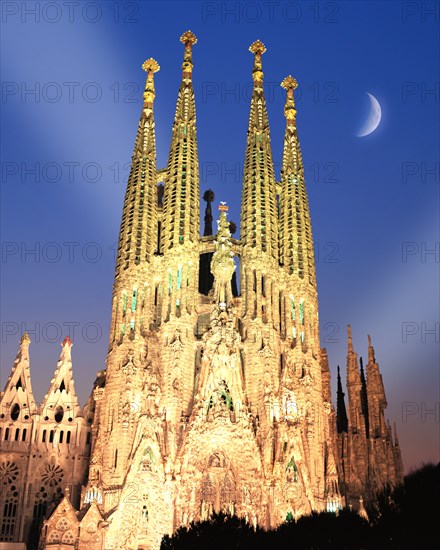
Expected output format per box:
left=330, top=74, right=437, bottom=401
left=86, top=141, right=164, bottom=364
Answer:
left=0, top=32, right=403, bottom=550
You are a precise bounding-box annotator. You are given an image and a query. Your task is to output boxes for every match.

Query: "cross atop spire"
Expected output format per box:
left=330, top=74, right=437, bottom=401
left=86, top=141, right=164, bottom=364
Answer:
left=249, top=39, right=266, bottom=85
left=180, top=30, right=198, bottom=79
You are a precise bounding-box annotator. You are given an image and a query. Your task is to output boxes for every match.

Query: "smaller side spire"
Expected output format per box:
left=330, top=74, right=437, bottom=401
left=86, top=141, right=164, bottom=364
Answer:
left=348, top=324, right=354, bottom=353
left=359, top=357, right=370, bottom=438
left=336, top=366, right=348, bottom=433
left=367, top=334, right=375, bottom=364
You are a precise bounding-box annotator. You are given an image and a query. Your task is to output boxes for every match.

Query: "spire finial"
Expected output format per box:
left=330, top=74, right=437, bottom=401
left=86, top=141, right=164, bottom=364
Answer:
left=249, top=40, right=266, bottom=85
left=141, top=58, right=160, bottom=107
left=20, top=332, right=31, bottom=345
left=281, top=75, right=298, bottom=122
left=62, top=336, right=73, bottom=347
left=180, top=30, right=197, bottom=78
left=367, top=334, right=375, bottom=363
left=347, top=324, right=354, bottom=353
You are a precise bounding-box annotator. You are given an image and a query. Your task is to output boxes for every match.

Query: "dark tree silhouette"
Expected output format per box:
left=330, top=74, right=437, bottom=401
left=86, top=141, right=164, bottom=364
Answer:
left=161, top=464, right=440, bottom=550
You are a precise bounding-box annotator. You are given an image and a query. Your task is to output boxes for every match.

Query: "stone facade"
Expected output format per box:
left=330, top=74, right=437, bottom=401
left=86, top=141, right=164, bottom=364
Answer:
left=0, top=32, right=403, bottom=550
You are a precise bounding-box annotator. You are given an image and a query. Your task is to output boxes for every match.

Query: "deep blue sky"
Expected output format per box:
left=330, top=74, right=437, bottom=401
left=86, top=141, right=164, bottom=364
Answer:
left=1, top=1, right=439, bottom=471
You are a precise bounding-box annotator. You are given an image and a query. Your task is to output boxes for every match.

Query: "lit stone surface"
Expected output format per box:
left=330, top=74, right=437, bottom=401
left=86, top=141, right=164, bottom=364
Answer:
left=0, top=34, right=403, bottom=550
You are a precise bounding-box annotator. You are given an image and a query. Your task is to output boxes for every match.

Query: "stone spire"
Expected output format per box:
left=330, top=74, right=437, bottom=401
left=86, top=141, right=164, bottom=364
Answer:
left=359, top=357, right=370, bottom=438
left=279, top=76, right=316, bottom=286
left=161, top=30, right=200, bottom=250
left=41, top=336, right=81, bottom=420
left=114, top=58, right=160, bottom=277
left=346, top=325, right=365, bottom=435
left=240, top=40, right=278, bottom=260
left=0, top=332, right=37, bottom=417
left=336, top=365, right=348, bottom=433
left=365, top=334, right=387, bottom=438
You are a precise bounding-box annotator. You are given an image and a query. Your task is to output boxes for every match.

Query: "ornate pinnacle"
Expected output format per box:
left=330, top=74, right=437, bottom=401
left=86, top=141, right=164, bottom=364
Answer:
left=249, top=40, right=266, bottom=85
left=249, top=39, right=266, bottom=55
left=281, top=75, right=298, bottom=121
left=218, top=201, right=229, bottom=212
left=180, top=30, right=198, bottom=47
left=62, top=336, right=73, bottom=347
left=180, top=31, right=197, bottom=77
left=20, top=332, right=31, bottom=345
left=141, top=58, right=159, bottom=106
left=281, top=75, right=298, bottom=92
left=142, top=58, right=160, bottom=74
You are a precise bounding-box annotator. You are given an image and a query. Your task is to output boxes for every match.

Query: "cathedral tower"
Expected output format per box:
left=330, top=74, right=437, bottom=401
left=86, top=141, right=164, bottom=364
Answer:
left=1, top=32, right=403, bottom=550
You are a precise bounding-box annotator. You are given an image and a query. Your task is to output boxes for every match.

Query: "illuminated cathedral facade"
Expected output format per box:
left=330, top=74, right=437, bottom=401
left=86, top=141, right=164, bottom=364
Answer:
left=0, top=32, right=403, bottom=550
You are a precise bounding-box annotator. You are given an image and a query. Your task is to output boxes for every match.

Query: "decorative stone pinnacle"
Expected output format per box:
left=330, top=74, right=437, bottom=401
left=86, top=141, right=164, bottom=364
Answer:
left=180, top=31, right=197, bottom=78
left=180, top=30, right=198, bottom=47
left=20, top=332, right=31, bottom=344
left=142, top=58, right=160, bottom=74
left=62, top=336, right=73, bottom=347
left=282, top=76, right=298, bottom=121
left=141, top=58, right=159, bottom=106
left=218, top=201, right=229, bottom=212
left=281, top=75, right=298, bottom=91
left=249, top=40, right=266, bottom=85
left=249, top=40, right=266, bottom=55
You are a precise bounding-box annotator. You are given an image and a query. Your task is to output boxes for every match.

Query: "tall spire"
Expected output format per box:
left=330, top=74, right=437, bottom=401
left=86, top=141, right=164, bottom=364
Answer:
left=336, top=365, right=348, bottom=433
left=279, top=75, right=315, bottom=285
left=162, top=30, right=200, bottom=250
left=240, top=40, right=278, bottom=260
left=114, top=58, right=160, bottom=277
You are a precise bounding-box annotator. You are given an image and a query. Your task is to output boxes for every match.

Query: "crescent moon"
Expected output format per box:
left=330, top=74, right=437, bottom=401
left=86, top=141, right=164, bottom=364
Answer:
left=357, top=92, right=382, bottom=137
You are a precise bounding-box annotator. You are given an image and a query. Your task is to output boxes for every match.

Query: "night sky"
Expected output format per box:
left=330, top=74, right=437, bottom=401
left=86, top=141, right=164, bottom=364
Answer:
left=1, top=1, right=439, bottom=472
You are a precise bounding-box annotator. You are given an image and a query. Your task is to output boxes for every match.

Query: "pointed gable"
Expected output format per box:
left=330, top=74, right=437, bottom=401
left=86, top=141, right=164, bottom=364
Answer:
left=0, top=333, right=37, bottom=422
left=41, top=489, right=79, bottom=547
left=78, top=501, right=105, bottom=549
left=41, top=336, right=81, bottom=422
